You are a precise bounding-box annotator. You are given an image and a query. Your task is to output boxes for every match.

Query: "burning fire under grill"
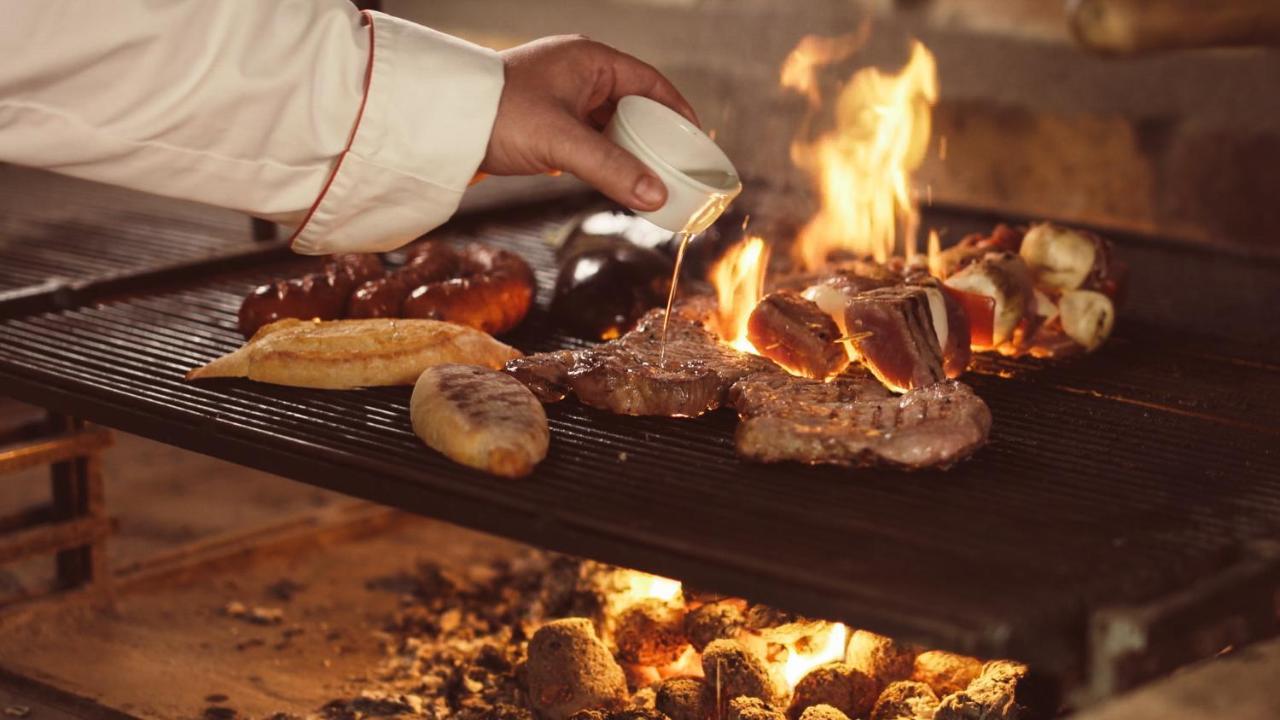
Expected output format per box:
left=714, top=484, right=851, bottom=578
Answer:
left=321, top=552, right=1038, bottom=720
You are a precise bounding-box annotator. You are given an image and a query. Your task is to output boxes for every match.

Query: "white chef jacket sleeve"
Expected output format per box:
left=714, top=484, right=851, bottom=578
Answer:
left=0, top=1, right=505, bottom=255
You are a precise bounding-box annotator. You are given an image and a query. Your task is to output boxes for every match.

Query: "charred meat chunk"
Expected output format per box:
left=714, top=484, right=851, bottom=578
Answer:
left=842, top=286, right=945, bottom=393
left=746, top=291, right=849, bottom=379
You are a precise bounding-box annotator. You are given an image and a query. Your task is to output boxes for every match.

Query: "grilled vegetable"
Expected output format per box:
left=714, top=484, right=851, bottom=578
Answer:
left=551, top=244, right=673, bottom=340
left=1059, top=289, right=1115, bottom=351
left=1019, top=223, right=1101, bottom=292
left=942, top=252, right=1034, bottom=347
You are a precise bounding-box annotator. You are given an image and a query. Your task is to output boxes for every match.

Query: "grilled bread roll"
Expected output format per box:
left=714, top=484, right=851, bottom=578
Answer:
left=410, top=364, right=549, bottom=478
left=186, top=318, right=521, bottom=389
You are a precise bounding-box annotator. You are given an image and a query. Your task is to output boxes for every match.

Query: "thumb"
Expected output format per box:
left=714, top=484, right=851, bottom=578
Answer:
left=551, top=120, right=667, bottom=211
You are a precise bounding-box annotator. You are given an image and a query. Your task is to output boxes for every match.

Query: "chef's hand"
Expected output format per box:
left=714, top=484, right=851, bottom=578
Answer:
left=481, top=35, right=699, bottom=212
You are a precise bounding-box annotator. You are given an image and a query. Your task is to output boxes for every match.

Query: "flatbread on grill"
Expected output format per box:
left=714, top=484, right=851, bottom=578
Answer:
left=411, top=364, right=549, bottom=478
left=186, top=318, right=521, bottom=389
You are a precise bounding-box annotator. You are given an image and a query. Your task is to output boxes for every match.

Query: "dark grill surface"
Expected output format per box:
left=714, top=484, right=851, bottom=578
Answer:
left=0, top=165, right=271, bottom=297
left=0, top=203, right=1278, bottom=676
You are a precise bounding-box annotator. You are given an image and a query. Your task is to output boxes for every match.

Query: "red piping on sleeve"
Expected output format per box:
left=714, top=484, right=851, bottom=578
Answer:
left=286, top=9, right=379, bottom=250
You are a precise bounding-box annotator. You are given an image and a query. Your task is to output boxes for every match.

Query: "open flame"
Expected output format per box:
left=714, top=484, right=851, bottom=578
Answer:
left=782, top=38, right=938, bottom=268
left=710, top=236, right=770, bottom=354
left=781, top=622, right=849, bottom=688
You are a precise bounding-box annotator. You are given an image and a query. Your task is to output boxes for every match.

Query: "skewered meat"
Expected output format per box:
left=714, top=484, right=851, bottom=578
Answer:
left=842, top=286, right=945, bottom=393
left=237, top=253, right=385, bottom=337
left=931, top=225, right=1023, bottom=279
left=730, top=377, right=991, bottom=469
left=746, top=291, right=849, bottom=379
left=1018, top=223, right=1102, bottom=292
left=1058, top=289, right=1115, bottom=351
left=411, top=364, right=549, bottom=478
left=943, top=252, right=1034, bottom=348
left=907, top=277, right=971, bottom=378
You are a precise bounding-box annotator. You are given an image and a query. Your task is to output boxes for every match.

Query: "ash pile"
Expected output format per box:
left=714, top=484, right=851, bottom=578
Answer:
left=303, top=553, right=1052, bottom=720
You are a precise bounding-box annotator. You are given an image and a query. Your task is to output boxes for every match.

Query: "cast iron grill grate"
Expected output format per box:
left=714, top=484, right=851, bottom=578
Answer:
left=0, top=165, right=269, bottom=296
left=0, top=203, right=1277, bottom=677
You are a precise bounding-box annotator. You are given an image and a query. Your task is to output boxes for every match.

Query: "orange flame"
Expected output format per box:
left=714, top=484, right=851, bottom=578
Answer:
left=783, top=39, right=938, bottom=268
left=781, top=623, right=849, bottom=688
left=710, top=236, right=770, bottom=353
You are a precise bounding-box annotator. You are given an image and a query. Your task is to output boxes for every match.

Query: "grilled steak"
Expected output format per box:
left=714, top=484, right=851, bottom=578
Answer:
left=746, top=291, right=849, bottom=379
left=730, top=376, right=991, bottom=469
left=505, top=350, right=576, bottom=403
left=843, top=286, right=945, bottom=392
left=506, top=309, right=778, bottom=417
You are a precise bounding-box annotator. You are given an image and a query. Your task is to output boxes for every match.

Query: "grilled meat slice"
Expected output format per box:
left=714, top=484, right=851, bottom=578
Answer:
left=504, top=350, right=577, bottom=403
left=729, top=367, right=891, bottom=417
left=747, top=291, right=849, bottom=379
left=905, top=276, right=972, bottom=379
left=505, top=308, right=778, bottom=417
left=568, top=309, right=778, bottom=416
left=731, top=378, right=991, bottom=469
left=843, top=286, right=945, bottom=392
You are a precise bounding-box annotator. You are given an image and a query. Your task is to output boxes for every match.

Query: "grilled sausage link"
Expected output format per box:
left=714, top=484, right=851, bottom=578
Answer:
left=346, top=243, right=462, bottom=319
left=401, top=244, right=536, bottom=335
left=237, top=254, right=384, bottom=338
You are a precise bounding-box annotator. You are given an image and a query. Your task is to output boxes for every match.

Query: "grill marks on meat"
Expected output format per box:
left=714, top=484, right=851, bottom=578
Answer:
left=505, top=309, right=777, bottom=417
left=747, top=291, right=850, bottom=379
left=505, top=305, right=991, bottom=469
left=843, top=286, right=945, bottom=392
left=730, top=376, right=991, bottom=469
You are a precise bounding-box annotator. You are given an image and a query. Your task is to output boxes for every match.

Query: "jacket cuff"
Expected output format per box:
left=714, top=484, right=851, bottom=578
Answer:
left=290, top=11, right=504, bottom=255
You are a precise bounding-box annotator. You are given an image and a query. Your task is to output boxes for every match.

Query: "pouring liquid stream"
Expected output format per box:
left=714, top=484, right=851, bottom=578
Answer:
left=657, top=170, right=738, bottom=366
left=658, top=231, right=693, bottom=366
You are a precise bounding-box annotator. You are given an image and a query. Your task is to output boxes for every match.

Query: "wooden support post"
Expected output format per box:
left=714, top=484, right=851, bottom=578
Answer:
left=45, top=414, right=109, bottom=592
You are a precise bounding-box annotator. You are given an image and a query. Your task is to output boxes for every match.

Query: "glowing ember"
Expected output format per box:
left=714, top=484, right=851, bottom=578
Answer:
left=782, top=39, right=938, bottom=268
left=781, top=622, right=849, bottom=688
left=623, top=571, right=683, bottom=604
left=710, top=236, right=770, bottom=354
